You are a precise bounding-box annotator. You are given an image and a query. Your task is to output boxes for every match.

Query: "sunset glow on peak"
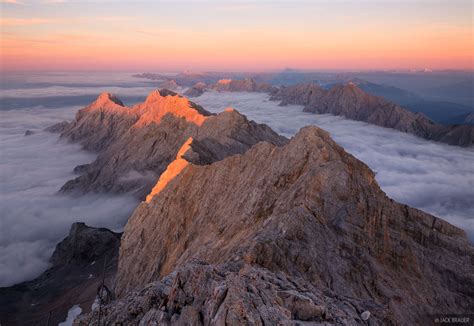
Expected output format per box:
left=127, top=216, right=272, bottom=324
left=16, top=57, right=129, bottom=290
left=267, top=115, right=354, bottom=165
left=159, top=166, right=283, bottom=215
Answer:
left=0, top=0, right=472, bottom=72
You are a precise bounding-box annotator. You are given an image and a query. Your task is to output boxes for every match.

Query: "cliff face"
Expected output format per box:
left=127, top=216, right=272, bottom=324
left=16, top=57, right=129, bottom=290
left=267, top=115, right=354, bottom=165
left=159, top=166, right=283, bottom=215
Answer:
left=58, top=89, right=286, bottom=198
left=0, top=223, right=121, bottom=326
left=271, top=83, right=474, bottom=147
left=96, top=126, right=474, bottom=325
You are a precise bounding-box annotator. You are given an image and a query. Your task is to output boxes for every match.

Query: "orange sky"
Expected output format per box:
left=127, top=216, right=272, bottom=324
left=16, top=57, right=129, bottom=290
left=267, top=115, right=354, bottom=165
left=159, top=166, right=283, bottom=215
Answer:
left=1, top=1, right=473, bottom=71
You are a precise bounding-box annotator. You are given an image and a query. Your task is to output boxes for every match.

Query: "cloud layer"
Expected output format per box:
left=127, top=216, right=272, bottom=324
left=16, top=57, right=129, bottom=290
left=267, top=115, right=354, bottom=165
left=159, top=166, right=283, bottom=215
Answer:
left=0, top=106, right=138, bottom=286
left=195, top=91, right=474, bottom=241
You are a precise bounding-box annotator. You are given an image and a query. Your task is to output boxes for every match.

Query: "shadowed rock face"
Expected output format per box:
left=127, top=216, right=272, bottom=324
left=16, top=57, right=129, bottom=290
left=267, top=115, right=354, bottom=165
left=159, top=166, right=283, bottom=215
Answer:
left=0, top=223, right=121, bottom=326
left=271, top=83, right=474, bottom=147
left=56, top=89, right=286, bottom=198
left=99, top=126, right=474, bottom=325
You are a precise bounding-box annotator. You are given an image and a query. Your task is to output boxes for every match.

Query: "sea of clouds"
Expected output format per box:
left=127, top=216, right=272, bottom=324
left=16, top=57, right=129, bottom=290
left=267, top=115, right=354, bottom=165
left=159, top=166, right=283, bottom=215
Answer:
left=195, top=91, right=474, bottom=241
left=0, top=105, right=138, bottom=287
left=0, top=74, right=473, bottom=287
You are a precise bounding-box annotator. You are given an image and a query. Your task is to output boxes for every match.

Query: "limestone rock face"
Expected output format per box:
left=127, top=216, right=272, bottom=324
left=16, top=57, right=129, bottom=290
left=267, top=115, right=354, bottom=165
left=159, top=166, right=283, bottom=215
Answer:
left=271, top=83, right=474, bottom=146
left=58, top=90, right=286, bottom=198
left=112, top=126, right=473, bottom=324
left=0, top=223, right=121, bottom=326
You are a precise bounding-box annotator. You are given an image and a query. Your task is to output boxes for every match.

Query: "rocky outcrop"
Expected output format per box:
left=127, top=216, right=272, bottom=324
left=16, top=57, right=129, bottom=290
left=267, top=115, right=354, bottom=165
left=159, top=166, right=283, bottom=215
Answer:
left=184, top=82, right=207, bottom=97
left=74, top=126, right=474, bottom=325
left=57, top=90, right=286, bottom=198
left=77, top=262, right=384, bottom=325
left=0, top=223, right=121, bottom=326
left=271, top=83, right=474, bottom=147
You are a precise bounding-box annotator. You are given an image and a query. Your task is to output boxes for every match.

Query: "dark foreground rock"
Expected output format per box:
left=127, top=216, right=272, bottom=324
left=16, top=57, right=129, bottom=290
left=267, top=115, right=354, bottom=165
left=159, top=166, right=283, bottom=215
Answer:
left=271, top=82, right=474, bottom=147
left=0, top=223, right=121, bottom=326
left=75, top=127, right=473, bottom=325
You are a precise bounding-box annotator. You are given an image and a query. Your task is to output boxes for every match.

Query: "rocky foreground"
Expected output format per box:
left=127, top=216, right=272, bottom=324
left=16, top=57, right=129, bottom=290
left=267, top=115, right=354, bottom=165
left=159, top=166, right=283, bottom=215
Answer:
left=3, top=90, right=472, bottom=325
left=271, top=82, right=474, bottom=147
left=79, top=125, right=472, bottom=325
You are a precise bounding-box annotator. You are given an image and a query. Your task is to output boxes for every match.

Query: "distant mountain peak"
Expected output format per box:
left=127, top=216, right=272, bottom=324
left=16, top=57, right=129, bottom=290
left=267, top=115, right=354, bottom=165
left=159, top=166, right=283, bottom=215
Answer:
left=88, top=92, right=125, bottom=110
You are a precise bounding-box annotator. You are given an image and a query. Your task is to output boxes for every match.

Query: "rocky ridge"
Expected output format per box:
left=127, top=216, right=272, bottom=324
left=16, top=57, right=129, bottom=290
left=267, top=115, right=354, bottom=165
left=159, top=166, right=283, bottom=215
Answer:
left=74, top=126, right=473, bottom=325
left=54, top=89, right=286, bottom=198
left=271, top=82, right=474, bottom=147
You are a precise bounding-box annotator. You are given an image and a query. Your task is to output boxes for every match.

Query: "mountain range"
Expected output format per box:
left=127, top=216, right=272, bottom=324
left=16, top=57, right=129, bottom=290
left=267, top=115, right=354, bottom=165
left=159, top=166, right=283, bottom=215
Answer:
left=53, top=90, right=285, bottom=198
left=1, top=89, right=472, bottom=325
left=270, top=83, right=474, bottom=147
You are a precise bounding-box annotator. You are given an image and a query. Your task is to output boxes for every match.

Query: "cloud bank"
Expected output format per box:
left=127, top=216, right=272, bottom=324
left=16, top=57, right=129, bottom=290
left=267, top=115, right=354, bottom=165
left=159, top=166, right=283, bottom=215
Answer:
left=0, top=107, right=138, bottom=286
left=195, top=91, right=474, bottom=241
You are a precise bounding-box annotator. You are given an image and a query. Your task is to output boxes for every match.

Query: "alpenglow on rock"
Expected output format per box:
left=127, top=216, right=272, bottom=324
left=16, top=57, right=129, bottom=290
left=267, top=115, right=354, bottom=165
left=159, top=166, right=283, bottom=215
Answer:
left=53, top=89, right=286, bottom=198
left=271, top=82, right=474, bottom=147
left=74, top=126, right=473, bottom=325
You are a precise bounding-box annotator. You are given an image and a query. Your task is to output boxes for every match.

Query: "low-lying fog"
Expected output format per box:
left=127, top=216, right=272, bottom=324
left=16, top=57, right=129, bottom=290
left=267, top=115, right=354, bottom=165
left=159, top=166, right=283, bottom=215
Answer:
left=0, top=106, right=138, bottom=287
left=195, top=91, right=474, bottom=241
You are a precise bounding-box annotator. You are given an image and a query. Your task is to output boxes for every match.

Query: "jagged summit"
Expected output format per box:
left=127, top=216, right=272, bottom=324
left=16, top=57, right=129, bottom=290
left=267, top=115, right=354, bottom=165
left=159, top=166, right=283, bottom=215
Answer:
left=54, top=91, right=286, bottom=197
left=144, top=88, right=180, bottom=102
left=135, top=89, right=211, bottom=126
left=87, top=92, right=126, bottom=111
